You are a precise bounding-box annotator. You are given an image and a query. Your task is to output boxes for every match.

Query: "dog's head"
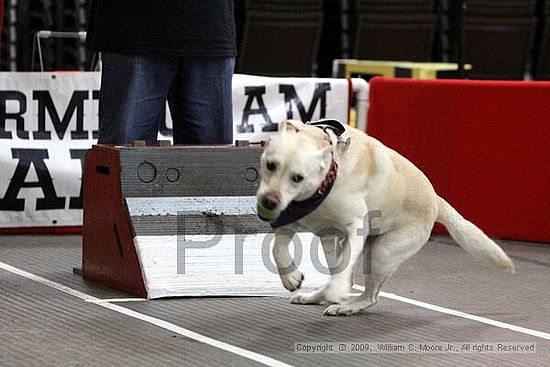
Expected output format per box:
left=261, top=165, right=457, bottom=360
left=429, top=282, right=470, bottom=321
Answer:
left=256, top=120, right=334, bottom=222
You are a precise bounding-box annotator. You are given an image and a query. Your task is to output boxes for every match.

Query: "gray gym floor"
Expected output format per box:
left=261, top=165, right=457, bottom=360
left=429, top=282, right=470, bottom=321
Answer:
left=0, top=234, right=548, bottom=366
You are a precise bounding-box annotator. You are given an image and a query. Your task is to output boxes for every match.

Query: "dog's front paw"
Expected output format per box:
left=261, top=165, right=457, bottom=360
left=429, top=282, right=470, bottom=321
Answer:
left=280, top=269, right=304, bottom=291
left=290, top=291, right=323, bottom=305
left=323, top=303, right=362, bottom=317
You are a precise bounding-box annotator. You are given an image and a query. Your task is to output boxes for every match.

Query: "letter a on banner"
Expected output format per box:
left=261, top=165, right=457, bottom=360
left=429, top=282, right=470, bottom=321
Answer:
left=0, top=149, right=66, bottom=211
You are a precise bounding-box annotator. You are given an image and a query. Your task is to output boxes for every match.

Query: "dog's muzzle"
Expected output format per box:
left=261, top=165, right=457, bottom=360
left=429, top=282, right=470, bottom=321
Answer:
left=257, top=193, right=281, bottom=222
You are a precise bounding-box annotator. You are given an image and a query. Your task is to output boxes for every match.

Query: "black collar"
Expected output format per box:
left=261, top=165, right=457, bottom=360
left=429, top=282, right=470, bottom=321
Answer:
left=306, top=119, right=346, bottom=137
left=269, top=159, right=339, bottom=228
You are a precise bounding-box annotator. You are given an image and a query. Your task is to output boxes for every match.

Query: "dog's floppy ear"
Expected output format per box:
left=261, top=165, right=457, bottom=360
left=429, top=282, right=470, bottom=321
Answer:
left=336, top=137, right=351, bottom=155
left=280, top=120, right=303, bottom=133
left=318, top=145, right=333, bottom=170
left=323, top=128, right=338, bottom=147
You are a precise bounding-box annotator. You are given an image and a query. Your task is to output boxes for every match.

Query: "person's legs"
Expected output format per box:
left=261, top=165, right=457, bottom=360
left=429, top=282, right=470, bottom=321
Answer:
left=98, top=52, right=178, bottom=145
left=169, top=56, right=235, bottom=144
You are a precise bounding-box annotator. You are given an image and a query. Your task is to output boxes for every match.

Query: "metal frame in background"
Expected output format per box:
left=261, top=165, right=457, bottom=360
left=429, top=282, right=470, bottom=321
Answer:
left=31, top=30, right=90, bottom=71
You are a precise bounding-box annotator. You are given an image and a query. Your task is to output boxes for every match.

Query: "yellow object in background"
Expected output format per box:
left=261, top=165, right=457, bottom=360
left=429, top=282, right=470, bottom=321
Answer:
left=335, top=59, right=473, bottom=128
left=333, top=59, right=472, bottom=80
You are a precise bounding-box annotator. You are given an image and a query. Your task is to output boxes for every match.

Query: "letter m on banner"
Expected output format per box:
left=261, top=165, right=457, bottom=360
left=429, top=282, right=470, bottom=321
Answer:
left=32, top=90, right=89, bottom=140
left=279, top=83, right=331, bottom=121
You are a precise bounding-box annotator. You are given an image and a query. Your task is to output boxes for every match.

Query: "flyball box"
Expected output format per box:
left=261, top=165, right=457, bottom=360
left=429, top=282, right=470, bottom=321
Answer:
left=82, top=144, right=329, bottom=299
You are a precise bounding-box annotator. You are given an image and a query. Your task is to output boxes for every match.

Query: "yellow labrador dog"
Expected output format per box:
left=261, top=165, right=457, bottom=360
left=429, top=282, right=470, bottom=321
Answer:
left=256, top=119, right=514, bottom=316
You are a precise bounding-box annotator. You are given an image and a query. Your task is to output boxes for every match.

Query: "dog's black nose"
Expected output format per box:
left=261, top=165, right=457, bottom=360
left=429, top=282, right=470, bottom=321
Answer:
left=262, top=193, right=280, bottom=210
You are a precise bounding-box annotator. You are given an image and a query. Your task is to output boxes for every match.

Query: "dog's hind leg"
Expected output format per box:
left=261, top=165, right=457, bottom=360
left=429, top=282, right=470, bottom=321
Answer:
left=292, top=222, right=365, bottom=306
left=324, top=223, right=431, bottom=316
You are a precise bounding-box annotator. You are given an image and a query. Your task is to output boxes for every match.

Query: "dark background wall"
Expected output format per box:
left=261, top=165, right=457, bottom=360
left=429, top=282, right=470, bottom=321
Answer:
left=2, top=0, right=549, bottom=79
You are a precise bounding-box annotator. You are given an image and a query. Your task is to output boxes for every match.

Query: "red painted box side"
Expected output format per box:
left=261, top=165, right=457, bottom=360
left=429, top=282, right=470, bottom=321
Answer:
left=82, top=145, right=147, bottom=297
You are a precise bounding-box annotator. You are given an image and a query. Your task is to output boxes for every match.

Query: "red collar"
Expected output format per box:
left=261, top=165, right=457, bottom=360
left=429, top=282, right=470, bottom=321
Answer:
left=307, top=158, right=338, bottom=199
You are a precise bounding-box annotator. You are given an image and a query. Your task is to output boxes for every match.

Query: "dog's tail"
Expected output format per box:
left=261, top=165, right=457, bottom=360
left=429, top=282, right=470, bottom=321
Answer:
left=436, top=197, right=515, bottom=273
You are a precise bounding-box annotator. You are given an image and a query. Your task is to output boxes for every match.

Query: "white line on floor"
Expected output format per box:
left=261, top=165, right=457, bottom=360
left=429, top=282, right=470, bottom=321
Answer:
left=0, top=261, right=294, bottom=367
left=353, top=285, right=550, bottom=341
left=0, top=261, right=98, bottom=302
left=2, top=259, right=549, bottom=351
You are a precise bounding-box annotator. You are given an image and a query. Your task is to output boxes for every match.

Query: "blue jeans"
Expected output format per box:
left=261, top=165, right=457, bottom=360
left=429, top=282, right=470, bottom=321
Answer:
left=98, top=53, right=235, bottom=145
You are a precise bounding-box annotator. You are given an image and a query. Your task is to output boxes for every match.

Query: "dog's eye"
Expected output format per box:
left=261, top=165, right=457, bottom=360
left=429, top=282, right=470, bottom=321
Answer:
left=291, top=174, right=304, bottom=183
left=266, top=161, right=277, bottom=172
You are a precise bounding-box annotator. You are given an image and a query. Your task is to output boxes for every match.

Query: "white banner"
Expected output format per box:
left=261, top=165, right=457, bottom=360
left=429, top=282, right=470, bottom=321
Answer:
left=0, top=72, right=354, bottom=229
left=231, top=74, right=350, bottom=142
